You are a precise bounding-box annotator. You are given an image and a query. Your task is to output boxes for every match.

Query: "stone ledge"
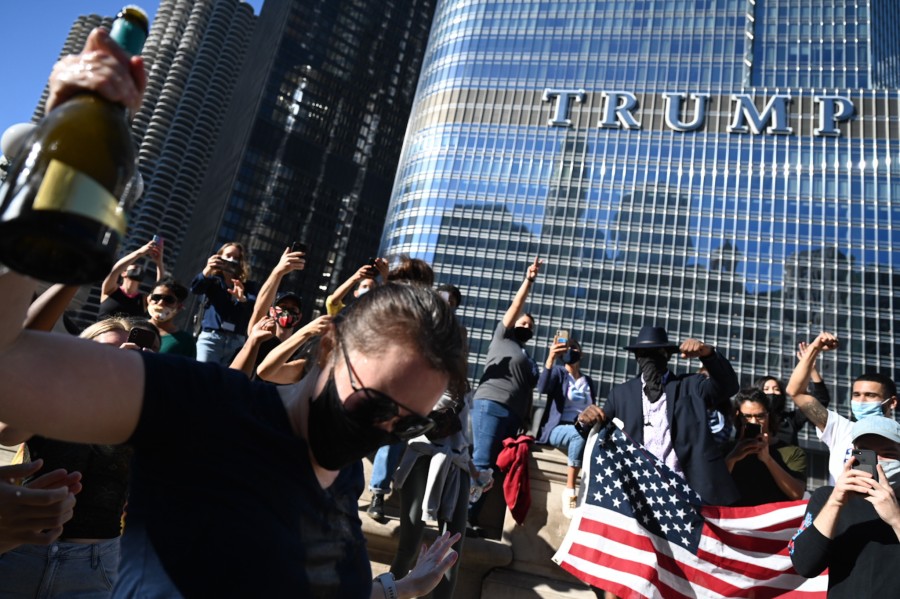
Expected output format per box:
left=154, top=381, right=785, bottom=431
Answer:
left=362, top=443, right=595, bottom=597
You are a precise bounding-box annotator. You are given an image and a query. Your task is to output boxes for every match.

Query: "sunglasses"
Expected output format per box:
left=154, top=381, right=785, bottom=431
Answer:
left=338, top=336, right=434, bottom=440
left=149, top=293, right=177, bottom=305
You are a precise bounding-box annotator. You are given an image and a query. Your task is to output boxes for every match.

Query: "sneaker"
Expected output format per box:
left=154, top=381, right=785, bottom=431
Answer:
left=562, top=488, right=578, bottom=519
left=367, top=493, right=385, bottom=521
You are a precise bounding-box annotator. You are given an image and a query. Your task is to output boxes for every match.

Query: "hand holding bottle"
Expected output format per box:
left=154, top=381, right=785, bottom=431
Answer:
left=0, top=7, right=150, bottom=284
left=48, top=27, right=147, bottom=116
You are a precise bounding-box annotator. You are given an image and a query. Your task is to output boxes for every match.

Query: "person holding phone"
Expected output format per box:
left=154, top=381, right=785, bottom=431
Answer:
left=146, top=278, right=195, bottom=357
left=790, top=416, right=900, bottom=597
left=98, top=237, right=165, bottom=320
left=725, top=388, right=806, bottom=506
left=191, top=242, right=257, bottom=364
left=536, top=333, right=598, bottom=517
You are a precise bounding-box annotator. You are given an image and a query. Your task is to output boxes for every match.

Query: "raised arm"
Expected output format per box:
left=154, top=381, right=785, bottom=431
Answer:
left=325, top=263, right=376, bottom=316
left=786, top=333, right=838, bottom=432
left=23, top=284, right=79, bottom=332
left=247, top=246, right=306, bottom=335
left=501, top=257, right=543, bottom=329
left=797, top=341, right=831, bottom=408
left=0, top=271, right=145, bottom=444
left=100, top=239, right=159, bottom=301
left=256, top=315, right=332, bottom=384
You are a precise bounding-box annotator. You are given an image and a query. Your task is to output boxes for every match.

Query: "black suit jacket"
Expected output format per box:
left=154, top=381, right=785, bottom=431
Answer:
left=602, top=350, right=740, bottom=506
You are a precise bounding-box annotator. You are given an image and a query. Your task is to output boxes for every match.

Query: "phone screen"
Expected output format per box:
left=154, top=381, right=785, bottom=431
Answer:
left=851, top=449, right=879, bottom=480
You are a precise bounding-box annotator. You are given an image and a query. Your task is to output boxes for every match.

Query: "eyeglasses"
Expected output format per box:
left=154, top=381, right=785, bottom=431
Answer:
left=149, top=293, right=177, bottom=305
left=338, top=336, right=435, bottom=440
left=740, top=412, right=768, bottom=423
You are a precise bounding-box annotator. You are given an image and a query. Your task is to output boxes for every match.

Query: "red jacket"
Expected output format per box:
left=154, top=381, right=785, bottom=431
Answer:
left=496, top=434, right=534, bottom=524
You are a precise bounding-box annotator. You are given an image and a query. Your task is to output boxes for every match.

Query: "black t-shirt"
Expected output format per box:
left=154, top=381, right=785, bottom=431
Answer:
left=128, top=353, right=371, bottom=598
left=728, top=440, right=805, bottom=506
left=27, top=437, right=132, bottom=539
left=790, top=485, right=900, bottom=597
left=473, top=322, right=539, bottom=421
left=98, top=287, right=146, bottom=320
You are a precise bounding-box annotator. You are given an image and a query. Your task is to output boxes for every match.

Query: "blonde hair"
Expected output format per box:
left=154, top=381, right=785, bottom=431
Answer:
left=80, top=317, right=134, bottom=341
left=80, top=317, right=161, bottom=349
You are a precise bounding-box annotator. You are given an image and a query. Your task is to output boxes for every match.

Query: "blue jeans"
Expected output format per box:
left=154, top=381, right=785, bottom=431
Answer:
left=369, top=441, right=406, bottom=494
left=113, top=520, right=183, bottom=598
left=548, top=424, right=587, bottom=467
left=0, top=537, right=120, bottom=599
left=195, top=330, right=246, bottom=365
left=469, top=399, right=522, bottom=523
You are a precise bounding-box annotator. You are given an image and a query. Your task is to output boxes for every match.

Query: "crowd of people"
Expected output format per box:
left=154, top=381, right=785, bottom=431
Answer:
left=0, top=23, right=898, bottom=599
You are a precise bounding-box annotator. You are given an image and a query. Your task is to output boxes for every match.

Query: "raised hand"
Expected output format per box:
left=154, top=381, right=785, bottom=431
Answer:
left=526, top=257, right=543, bottom=281
left=47, top=28, right=147, bottom=115
left=679, top=338, right=713, bottom=359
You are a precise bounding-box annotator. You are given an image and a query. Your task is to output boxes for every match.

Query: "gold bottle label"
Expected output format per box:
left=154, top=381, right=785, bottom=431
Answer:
left=32, top=159, right=126, bottom=235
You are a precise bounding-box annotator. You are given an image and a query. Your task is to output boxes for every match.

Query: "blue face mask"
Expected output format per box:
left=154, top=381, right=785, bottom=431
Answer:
left=851, top=398, right=891, bottom=421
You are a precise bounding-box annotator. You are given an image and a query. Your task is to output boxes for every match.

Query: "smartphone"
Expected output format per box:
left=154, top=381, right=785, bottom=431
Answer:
left=555, top=329, right=569, bottom=345
left=219, top=256, right=239, bottom=274
left=851, top=449, right=879, bottom=480
left=127, top=327, right=157, bottom=350
left=151, top=234, right=163, bottom=246
left=742, top=422, right=762, bottom=439
left=291, top=242, right=307, bottom=254
left=368, top=256, right=379, bottom=267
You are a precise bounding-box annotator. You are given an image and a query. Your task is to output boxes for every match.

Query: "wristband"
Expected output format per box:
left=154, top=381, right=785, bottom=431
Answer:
left=526, top=276, right=536, bottom=282
left=376, top=572, right=398, bottom=599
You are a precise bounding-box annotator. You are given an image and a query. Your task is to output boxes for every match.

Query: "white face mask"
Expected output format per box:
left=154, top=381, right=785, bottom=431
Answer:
left=880, top=459, right=900, bottom=488
left=149, top=304, right=176, bottom=323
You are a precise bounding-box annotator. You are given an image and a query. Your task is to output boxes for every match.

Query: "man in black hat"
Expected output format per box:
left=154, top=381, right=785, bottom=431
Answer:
left=582, top=325, right=740, bottom=505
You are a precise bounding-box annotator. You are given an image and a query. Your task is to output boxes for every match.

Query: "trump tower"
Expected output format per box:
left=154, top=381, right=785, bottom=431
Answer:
left=378, top=0, right=900, bottom=475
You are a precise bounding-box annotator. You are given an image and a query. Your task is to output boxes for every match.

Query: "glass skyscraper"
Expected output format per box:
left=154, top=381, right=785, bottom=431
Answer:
left=381, top=0, right=900, bottom=464
left=178, top=0, right=437, bottom=317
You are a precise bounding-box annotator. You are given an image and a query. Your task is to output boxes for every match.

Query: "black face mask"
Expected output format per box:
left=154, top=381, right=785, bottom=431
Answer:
left=307, top=377, right=399, bottom=471
left=562, top=349, right=581, bottom=365
left=513, top=327, right=533, bottom=344
left=765, top=393, right=785, bottom=415
left=635, top=352, right=670, bottom=403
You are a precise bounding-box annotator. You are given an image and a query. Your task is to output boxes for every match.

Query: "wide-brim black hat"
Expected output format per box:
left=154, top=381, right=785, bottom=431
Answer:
left=623, top=325, right=679, bottom=351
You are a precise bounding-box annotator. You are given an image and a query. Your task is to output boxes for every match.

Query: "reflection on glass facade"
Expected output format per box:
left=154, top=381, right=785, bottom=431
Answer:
left=196, top=0, right=436, bottom=315
left=381, top=0, right=900, bottom=467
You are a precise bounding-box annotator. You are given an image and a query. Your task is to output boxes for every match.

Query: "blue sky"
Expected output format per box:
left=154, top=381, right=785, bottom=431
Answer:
left=0, top=1, right=264, bottom=148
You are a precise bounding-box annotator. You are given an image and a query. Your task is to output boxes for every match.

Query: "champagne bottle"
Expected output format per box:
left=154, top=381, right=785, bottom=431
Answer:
left=0, top=6, right=149, bottom=284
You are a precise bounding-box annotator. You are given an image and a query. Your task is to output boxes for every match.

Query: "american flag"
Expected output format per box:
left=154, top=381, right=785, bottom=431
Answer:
left=552, top=422, right=828, bottom=598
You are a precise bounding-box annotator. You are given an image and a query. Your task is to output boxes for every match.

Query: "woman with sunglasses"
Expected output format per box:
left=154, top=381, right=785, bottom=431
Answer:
left=146, top=278, right=195, bottom=358
left=725, top=388, right=806, bottom=506
left=0, top=264, right=467, bottom=598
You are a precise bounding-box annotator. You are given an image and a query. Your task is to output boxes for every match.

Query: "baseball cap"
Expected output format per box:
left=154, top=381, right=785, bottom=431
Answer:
left=851, top=416, right=900, bottom=444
